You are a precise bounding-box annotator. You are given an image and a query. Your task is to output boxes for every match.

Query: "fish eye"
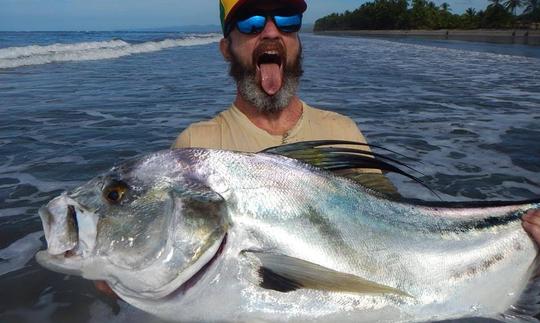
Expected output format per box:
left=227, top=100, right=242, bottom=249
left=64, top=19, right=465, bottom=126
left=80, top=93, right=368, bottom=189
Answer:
left=103, top=180, right=129, bottom=204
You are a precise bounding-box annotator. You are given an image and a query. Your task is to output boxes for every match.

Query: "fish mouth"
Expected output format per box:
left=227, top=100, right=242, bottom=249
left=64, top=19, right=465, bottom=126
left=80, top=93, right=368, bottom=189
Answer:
left=37, top=194, right=99, bottom=273
left=63, top=205, right=79, bottom=257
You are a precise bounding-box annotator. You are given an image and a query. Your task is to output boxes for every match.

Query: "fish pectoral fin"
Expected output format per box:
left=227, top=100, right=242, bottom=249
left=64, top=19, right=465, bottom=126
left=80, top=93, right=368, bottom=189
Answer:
left=258, top=266, right=303, bottom=293
left=244, top=251, right=409, bottom=296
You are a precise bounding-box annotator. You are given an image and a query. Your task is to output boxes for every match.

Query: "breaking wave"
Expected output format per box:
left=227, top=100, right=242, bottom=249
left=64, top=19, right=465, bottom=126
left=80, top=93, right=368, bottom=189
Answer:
left=0, top=34, right=222, bottom=69
left=0, top=231, right=43, bottom=277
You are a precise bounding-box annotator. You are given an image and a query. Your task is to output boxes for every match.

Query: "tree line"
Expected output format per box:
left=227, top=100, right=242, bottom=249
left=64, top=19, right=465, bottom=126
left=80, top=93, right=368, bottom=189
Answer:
left=314, top=0, right=540, bottom=31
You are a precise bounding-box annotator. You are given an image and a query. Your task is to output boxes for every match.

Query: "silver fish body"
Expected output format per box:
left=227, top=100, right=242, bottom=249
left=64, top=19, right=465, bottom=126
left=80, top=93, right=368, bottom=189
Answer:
left=35, top=148, right=540, bottom=322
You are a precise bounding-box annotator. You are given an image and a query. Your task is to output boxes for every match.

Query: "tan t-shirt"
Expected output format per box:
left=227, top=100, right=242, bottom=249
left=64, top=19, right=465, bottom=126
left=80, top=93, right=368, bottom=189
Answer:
left=172, top=102, right=368, bottom=152
left=172, top=101, right=399, bottom=196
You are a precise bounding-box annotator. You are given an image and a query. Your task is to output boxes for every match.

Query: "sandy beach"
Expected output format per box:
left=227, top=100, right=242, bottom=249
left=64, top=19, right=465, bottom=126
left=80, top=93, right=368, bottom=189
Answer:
left=315, top=29, right=540, bottom=46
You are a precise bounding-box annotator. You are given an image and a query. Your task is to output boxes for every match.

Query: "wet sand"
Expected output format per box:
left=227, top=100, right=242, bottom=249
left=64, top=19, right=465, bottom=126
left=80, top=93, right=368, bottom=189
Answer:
left=315, top=29, right=540, bottom=46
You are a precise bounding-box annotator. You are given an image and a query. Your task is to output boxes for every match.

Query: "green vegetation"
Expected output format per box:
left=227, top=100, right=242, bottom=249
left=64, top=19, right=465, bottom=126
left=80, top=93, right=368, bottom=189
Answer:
left=314, top=0, right=540, bottom=31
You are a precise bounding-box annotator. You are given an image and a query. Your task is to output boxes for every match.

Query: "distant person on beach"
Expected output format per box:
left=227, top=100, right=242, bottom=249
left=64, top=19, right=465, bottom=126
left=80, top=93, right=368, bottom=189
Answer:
left=95, top=0, right=540, bottom=298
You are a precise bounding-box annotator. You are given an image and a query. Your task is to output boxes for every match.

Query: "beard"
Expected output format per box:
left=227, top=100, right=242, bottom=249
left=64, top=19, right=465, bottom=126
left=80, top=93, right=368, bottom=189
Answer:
left=228, top=40, right=303, bottom=114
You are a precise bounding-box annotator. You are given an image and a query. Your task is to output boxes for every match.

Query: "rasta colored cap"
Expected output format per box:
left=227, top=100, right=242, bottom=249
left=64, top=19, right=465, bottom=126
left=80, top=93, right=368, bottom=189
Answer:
left=220, top=0, right=307, bottom=36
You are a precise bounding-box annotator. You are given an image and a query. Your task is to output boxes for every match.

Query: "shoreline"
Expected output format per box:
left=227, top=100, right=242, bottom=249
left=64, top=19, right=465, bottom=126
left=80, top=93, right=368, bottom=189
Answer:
left=314, top=29, right=540, bottom=46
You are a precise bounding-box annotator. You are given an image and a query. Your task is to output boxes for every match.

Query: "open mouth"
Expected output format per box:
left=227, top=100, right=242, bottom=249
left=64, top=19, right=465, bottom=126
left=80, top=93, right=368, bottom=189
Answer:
left=39, top=202, right=78, bottom=257
left=64, top=205, right=79, bottom=257
left=257, top=51, right=283, bottom=68
left=254, top=43, right=286, bottom=96
left=39, top=194, right=98, bottom=261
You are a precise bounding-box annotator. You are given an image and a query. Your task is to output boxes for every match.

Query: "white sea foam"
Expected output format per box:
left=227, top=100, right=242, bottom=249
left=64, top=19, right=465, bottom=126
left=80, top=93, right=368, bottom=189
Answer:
left=0, top=207, right=31, bottom=218
left=2, top=172, right=80, bottom=194
left=0, top=34, right=222, bottom=69
left=360, top=108, right=540, bottom=201
left=0, top=40, right=131, bottom=60
left=0, top=231, right=43, bottom=276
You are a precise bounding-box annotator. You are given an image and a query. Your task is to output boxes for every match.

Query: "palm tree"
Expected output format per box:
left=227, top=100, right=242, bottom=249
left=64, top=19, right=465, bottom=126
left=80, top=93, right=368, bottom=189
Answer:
left=523, top=0, right=539, bottom=13
left=412, top=0, right=428, bottom=9
left=440, top=2, right=451, bottom=12
left=465, top=7, right=477, bottom=17
left=488, top=0, right=503, bottom=7
left=464, top=7, right=478, bottom=28
left=504, top=0, right=523, bottom=15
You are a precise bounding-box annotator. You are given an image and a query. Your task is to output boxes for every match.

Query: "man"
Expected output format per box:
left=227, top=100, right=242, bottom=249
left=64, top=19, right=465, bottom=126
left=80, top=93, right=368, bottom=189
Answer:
left=97, top=0, right=540, bottom=298
left=172, top=0, right=369, bottom=153
left=172, top=0, right=397, bottom=194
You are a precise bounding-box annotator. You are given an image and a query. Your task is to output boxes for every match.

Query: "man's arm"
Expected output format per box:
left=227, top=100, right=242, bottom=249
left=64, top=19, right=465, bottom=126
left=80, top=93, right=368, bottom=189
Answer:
left=171, top=127, right=192, bottom=149
left=171, top=122, right=222, bottom=150
left=94, top=281, right=117, bottom=299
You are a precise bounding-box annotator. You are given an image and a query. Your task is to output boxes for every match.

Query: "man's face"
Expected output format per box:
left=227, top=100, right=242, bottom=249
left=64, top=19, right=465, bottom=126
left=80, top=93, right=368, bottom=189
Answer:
left=222, top=4, right=303, bottom=113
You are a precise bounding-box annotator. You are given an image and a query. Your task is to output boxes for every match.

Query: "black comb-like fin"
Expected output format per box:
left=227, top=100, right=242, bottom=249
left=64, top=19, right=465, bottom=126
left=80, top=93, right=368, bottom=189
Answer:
left=263, top=140, right=410, bottom=158
left=262, top=140, right=438, bottom=198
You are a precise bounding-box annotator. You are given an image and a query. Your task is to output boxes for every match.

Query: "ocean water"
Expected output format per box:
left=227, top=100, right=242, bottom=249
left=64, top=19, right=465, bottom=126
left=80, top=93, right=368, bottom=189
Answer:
left=0, top=31, right=539, bottom=322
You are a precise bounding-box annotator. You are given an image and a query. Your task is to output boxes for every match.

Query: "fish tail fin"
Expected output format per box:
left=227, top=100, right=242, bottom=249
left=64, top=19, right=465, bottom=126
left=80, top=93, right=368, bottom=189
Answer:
left=498, top=259, right=540, bottom=322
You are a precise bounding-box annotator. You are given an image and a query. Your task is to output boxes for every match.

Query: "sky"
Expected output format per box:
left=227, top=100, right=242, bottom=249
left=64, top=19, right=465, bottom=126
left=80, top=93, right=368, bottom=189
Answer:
left=0, top=0, right=491, bottom=31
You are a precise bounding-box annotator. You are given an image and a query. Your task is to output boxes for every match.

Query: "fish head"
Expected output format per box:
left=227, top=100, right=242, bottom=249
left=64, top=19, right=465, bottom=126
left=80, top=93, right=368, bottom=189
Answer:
left=36, top=150, right=229, bottom=299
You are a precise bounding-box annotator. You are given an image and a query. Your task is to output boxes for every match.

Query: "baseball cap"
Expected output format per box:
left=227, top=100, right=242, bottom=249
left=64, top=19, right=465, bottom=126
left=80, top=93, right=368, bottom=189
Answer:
left=219, top=0, right=307, bottom=36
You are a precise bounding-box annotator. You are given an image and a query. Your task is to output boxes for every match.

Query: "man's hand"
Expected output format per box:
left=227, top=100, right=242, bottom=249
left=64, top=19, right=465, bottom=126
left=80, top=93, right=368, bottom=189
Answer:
left=94, top=281, right=118, bottom=299
left=522, top=210, right=540, bottom=244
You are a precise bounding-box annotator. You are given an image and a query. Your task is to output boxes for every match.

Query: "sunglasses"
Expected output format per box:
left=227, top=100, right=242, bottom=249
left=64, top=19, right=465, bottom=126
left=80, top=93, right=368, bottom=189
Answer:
left=228, top=13, right=303, bottom=36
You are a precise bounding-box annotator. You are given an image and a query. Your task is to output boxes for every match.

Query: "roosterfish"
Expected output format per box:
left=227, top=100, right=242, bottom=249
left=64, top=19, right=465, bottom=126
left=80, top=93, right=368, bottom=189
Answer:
left=36, top=140, right=540, bottom=322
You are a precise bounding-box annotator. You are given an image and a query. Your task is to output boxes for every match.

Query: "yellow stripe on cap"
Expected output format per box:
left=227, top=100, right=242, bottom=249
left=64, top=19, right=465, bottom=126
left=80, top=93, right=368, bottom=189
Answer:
left=220, top=0, right=243, bottom=20
left=220, top=0, right=248, bottom=33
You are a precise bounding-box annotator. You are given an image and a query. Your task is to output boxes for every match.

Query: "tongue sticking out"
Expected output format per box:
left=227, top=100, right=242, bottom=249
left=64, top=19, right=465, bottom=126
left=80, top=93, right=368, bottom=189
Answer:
left=260, top=63, right=283, bottom=96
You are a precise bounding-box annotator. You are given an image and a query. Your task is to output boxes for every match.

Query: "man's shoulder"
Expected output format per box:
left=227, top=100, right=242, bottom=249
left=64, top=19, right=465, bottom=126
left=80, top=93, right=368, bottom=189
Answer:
left=304, top=104, right=357, bottom=126
left=172, top=113, right=226, bottom=149
left=301, top=102, right=366, bottom=143
left=185, top=118, right=222, bottom=131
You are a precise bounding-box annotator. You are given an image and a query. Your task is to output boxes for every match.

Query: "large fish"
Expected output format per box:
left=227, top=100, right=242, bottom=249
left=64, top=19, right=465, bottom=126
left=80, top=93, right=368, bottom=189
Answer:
left=35, top=141, right=540, bottom=322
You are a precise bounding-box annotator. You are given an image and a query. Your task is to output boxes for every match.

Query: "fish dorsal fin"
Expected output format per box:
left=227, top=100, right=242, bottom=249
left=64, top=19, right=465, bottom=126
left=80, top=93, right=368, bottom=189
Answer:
left=336, top=171, right=401, bottom=198
left=244, top=251, right=410, bottom=297
left=262, top=140, right=438, bottom=199
left=262, top=140, right=417, bottom=174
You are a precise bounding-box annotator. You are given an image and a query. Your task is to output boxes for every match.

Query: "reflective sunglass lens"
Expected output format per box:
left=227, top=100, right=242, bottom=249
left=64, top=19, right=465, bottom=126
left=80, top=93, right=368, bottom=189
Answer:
left=237, top=15, right=266, bottom=34
left=274, top=14, right=302, bottom=32
left=235, top=13, right=303, bottom=35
